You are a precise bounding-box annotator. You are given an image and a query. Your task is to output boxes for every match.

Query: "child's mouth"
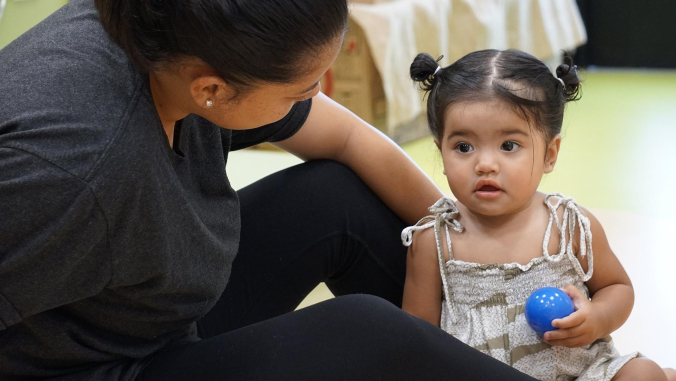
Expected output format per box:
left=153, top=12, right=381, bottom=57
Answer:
left=478, top=185, right=500, bottom=192
left=474, top=183, right=503, bottom=199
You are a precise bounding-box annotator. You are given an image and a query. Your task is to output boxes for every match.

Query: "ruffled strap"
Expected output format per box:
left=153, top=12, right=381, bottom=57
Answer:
left=542, top=193, right=594, bottom=281
left=402, top=197, right=464, bottom=323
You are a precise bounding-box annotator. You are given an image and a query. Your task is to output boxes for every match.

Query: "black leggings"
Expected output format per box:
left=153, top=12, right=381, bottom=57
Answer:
left=137, top=160, right=535, bottom=381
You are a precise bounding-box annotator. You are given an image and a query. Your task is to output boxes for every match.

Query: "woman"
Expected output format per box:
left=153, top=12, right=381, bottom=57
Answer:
left=0, top=0, right=537, bottom=380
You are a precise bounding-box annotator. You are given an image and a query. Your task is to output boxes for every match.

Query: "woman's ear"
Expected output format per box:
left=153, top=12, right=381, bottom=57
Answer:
left=544, top=134, right=562, bottom=173
left=189, top=74, right=232, bottom=110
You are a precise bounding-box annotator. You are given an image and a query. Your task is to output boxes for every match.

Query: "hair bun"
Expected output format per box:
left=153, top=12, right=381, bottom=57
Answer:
left=555, top=54, right=581, bottom=102
left=410, top=53, right=443, bottom=92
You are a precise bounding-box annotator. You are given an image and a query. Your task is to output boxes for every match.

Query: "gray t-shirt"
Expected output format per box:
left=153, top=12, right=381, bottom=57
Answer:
left=0, top=0, right=311, bottom=379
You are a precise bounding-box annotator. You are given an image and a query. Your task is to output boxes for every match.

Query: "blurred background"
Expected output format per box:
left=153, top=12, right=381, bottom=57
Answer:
left=1, top=0, right=674, bottom=368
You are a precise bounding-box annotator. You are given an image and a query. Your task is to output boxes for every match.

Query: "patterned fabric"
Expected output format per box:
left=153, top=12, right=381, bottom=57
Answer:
left=402, top=194, right=640, bottom=381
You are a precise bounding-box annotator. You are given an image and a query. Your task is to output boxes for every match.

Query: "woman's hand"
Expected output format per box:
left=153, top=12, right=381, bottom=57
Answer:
left=542, top=285, right=606, bottom=348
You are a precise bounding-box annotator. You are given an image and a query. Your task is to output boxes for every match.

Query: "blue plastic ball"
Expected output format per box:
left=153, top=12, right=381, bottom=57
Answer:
left=524, top=287, right=575, bottom=336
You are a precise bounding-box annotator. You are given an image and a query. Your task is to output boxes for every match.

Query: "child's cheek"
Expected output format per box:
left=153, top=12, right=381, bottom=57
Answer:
left=444, top=166, right=470, bottom=197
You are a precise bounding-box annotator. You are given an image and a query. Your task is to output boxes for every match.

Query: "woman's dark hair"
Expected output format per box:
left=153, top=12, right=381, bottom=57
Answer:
left=410, top=49, right=581, bottom=143
left=96, top=0, right=348, bottom=95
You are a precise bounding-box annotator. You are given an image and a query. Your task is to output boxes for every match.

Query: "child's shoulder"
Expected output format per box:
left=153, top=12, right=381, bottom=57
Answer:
left=407, top=222, right=453, bottom=262
left=540, top=192, right=607, bottom=269
left=541, top=192, right=599, bottom=227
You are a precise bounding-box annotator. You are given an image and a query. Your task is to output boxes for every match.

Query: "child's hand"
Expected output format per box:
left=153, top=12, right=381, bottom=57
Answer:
left=542, top=285, right=605, bottom=348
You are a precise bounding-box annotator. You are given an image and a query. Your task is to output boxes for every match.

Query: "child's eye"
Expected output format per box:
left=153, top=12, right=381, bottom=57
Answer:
left=454, top=142, right=474, bottom=153
left=501, top=141, right=520, bottom=152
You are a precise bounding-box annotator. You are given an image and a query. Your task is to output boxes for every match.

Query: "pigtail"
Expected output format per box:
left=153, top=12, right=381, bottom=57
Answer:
left=556, top=53, right=582, bottom=102
left=410, top=53, right=447, bottom=141
left=410, top=53, right=444, bottom=92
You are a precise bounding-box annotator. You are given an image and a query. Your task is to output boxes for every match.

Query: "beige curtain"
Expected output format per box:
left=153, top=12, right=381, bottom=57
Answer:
left=349, top=0, right=587, bottom=130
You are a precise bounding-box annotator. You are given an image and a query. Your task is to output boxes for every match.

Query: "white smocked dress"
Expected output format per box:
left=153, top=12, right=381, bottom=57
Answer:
left=402, top=194, right=640, bottom=381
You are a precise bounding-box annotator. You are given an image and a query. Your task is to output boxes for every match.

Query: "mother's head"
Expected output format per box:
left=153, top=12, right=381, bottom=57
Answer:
left=96, top=0, right=348, bottom=129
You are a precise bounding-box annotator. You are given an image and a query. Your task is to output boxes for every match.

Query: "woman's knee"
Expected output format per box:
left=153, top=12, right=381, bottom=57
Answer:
left=301, top=160, right=403, bottom=230
left=318, top=295, right=432, bottom=339
left=320, top=295, right=409, bottom=328
left=305, top=159, right=356, bottom=181
left=301, top=160, right=369, bottom=202
left=322, top=294, right=400, bottom=317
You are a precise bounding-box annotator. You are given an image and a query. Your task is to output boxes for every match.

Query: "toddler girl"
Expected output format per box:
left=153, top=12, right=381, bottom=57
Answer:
left=401, top=49, right=675, bottom=381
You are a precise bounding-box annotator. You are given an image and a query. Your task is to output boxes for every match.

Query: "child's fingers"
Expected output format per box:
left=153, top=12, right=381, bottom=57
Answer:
left=551, top=310, right=585, bottom=329
left=544, top=334, right=588, bottom=348
left=561, top=284, right=584, bottom=302
left=561, top=284, right=593, bottom=311
left=543, top=325, right=583, bottom=341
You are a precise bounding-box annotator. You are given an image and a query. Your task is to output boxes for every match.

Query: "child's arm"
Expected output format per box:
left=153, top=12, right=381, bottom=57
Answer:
left=402, top=228, right=443, bottom=326
left=545, top=207, right=634, bottom=348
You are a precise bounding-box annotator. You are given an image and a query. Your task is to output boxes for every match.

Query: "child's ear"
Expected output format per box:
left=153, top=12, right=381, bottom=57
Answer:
left=544, top=135, right=562, bottom=173
left=434, top=139, right=441, bottom=151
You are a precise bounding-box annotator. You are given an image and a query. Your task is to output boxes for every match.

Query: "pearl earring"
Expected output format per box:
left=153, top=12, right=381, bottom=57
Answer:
left=205, top=99, right=213, bottom=107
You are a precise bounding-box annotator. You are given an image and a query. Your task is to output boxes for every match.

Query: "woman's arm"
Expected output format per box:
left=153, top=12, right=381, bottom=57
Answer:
left=275, top=92, right=443, bottom=225
left=402, top=228, right=443, bottom=326
left=545, top=208, right=634, bottom=347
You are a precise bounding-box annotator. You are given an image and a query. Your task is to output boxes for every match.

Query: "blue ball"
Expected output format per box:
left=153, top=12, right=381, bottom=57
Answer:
left=524, top=287, right=575, bottom=336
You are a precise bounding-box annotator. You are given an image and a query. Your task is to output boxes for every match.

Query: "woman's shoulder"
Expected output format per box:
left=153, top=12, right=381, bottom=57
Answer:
left=1, top=0, right=136, bottom=88
left=0, top=0, right=155, bottom=181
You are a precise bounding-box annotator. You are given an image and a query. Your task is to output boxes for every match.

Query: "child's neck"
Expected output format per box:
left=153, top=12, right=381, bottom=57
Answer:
left=458, top=193, right=541, bottom=234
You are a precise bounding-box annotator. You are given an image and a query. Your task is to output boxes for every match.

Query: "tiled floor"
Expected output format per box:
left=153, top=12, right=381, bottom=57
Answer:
left=228, top=69, right=676, bottom=367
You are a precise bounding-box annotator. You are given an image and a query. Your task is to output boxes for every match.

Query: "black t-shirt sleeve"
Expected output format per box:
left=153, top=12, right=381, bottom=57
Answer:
left=229, top=98, right=312, bottom=151
left=0, top=148, right=111, bottom=331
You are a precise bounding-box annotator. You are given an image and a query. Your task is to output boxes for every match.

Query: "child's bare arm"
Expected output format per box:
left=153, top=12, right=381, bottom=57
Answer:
left=402, top=228, right=443, bottom=327
left=546, top=208, right=634, bottom=347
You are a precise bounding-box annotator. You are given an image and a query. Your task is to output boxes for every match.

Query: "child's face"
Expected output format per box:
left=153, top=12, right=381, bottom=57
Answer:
left=437, top=100, right=561, bottom=217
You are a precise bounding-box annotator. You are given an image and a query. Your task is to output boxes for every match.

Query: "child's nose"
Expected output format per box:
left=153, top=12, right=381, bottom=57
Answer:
left=474, top=153, right=499, bottom=175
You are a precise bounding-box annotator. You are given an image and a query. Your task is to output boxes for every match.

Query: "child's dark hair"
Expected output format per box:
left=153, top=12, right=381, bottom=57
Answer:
left=95, top=0, right=348, bottom=97
left=410, top=50, right=581, bottom=143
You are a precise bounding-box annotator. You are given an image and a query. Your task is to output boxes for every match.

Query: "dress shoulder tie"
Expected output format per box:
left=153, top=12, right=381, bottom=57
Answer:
left=543, top=193, right=594, bottom=281
left=401, top=197, right=464, bottom=323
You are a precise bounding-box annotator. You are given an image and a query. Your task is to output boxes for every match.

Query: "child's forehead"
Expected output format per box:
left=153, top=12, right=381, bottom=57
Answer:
left=442, top=100, right=532, bottom=136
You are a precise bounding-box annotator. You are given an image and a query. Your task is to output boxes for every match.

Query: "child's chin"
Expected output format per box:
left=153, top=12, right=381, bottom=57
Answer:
left=466, top=199, right=512, bottom=216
